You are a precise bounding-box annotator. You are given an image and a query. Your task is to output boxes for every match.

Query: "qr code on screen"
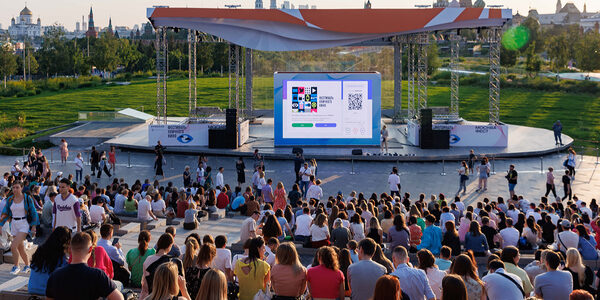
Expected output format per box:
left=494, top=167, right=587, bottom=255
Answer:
left=348, top=93, right=363, bottom=110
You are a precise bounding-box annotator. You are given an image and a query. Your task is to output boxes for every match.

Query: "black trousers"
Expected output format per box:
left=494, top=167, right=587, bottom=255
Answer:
left=545, top=183, right=557, bottom=198
left=112, top=260, right=130, bottom=286
left=562, top=185, right=572, bottom=200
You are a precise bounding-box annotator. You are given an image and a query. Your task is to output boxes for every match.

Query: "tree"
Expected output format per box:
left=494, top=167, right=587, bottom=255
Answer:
left=170, top=48, right=184, bottom=70
left=525, top=43, right=541, bottom=77
left=427, top=41, right=441, bottom=76
left=575, top=32, right=600, bottom=72
left=500, top=46, right=518, bottom=69
left=92, top=33, right=120, bottom=76
left=117, top=39, right=142, bottom=72
left=37, top=27, right=72, bottom=76
left=0, top=45, right=17, bottom=88
left=546, top=33, right=569, bottom=73
left=520, top=17, right=542, bottom=53
left=72, top=48, right=90, bottom=76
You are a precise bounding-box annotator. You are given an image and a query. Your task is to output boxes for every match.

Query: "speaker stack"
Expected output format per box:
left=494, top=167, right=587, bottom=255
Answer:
left=209, top=109, right=239, bottom=149
left=419, top=108, right=450, bottom=149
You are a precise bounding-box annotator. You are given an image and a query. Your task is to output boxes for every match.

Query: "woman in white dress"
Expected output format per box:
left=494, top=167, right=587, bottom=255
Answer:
left=417, top=249, right=446, bottom=299
left=0, top=181, right=39, bottom=275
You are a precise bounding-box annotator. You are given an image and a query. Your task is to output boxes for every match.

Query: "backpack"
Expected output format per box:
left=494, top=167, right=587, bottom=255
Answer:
left=144, top=255, right=183, bottom=294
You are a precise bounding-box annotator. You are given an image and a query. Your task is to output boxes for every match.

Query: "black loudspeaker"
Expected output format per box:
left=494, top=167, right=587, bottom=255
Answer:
left=432, top=130, right=450, bottom=149
left=208, top=129, right=227, bottom=148
left=352, top=149, right=363, bottom=155
left=420, top=108, right=433, bottom=132
left=226, top=108, right=238, bottom=132
left=292, top=147, right=304, bottom=155
left=420, top=129, right=434, bottom=149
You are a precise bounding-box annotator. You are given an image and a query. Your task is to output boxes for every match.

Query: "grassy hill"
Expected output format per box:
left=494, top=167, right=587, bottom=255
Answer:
left=1, top=77, right=599, bottom=150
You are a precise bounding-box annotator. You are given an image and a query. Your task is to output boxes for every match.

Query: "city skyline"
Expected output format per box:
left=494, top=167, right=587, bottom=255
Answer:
left=1, top=0, right=599, bottom=31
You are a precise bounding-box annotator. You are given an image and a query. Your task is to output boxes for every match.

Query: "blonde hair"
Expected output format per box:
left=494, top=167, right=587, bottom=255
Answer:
left=277, top=181, right=284, bottom=189
left=183, top=238, right=200, bottom=269
left=566, top=248, right=586, bottom=287
left=275, top=242, right=304, bottom=275
left=196, top=269, right=227, bottom=300
left=147, top=262, right=179, bottom=300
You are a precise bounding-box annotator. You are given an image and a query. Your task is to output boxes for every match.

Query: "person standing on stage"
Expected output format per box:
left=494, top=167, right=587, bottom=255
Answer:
left=154, top=141, right=165, bottom=180
left=381, top=125, right=389, bottom=154
left=293, top=152, right=304, bottom=185
left=553, top=120, right=563, bottom=146
left=505, top=164, right=518, bottom=199
left=299, top=162, right=312, bottom=200
left=457, top=161, right=469, bottom=196
left=59, top=139, right=69, bottom=165
left=108, top=146, right=117, bottom=175
left=467, top=149, right=476, bottom=171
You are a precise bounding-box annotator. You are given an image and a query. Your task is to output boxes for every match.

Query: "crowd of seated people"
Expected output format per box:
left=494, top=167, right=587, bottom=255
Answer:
left=2, top=155, right=600, bottom=299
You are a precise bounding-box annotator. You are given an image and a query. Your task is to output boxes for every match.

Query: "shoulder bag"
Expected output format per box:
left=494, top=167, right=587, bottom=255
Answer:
left=497, top=272, right=526, bottom=298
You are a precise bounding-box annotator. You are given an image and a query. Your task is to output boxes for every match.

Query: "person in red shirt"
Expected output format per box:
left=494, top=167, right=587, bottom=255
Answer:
left=176, top=197, right=188, bottom=219
left=307, top=246, right=345, bottom=300
left=217, top=187, right=229, bottom=209
left=69, top=230, right=113, bottom=279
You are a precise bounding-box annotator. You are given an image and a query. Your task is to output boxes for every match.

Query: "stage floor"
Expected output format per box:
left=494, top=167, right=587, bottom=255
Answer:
left=104, top=118, right=573, bottom=161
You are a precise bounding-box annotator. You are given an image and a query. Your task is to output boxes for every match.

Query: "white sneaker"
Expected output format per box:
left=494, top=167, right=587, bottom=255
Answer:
left=10, top=266, right=20, bottom=275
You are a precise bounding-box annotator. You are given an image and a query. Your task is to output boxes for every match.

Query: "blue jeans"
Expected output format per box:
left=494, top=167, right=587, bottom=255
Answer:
left=75, top=169, right=82, bottom=182
left=509, top=183, right=517, bottom=191
left=300, top=181, right=309, bottom=198
left=554, top=132, right=562, bottom=144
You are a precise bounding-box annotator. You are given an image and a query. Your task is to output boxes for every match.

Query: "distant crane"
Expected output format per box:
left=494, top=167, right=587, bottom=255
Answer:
left=488, top=4, right=503, bottom=7
left=415, top=4, right=431, bottom=8
left=225, top=4, right=241, bottom=8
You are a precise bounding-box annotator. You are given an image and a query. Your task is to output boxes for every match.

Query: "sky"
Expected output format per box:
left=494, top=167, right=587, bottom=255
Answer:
left=1, top=0, right=599, bottom=31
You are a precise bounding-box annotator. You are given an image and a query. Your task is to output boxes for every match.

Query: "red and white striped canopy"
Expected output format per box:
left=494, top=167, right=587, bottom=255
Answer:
left=147, top=7, right=512, bottom=51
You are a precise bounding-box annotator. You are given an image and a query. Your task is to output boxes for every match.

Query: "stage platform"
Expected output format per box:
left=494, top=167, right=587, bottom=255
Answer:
left=99, top=117, right=573, bottom=162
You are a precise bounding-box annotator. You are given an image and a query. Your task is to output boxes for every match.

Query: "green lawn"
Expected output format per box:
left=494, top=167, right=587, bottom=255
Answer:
left=1, top=77, right=600, bottom=149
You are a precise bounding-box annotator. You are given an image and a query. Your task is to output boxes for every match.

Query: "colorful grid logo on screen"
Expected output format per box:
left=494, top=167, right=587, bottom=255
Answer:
left=292, top=86, right=317, bottom=113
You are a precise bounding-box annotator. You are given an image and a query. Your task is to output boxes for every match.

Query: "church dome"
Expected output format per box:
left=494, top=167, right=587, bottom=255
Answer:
left=20, top=6, right=32, bottom=16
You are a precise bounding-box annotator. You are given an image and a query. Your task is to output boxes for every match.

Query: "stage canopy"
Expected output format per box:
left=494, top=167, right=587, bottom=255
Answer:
left=147, top=7, right=512, bottom=51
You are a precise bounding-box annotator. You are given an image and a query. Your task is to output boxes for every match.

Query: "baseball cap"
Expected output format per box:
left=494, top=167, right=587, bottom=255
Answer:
left=560, top=219, right=571, bottom=228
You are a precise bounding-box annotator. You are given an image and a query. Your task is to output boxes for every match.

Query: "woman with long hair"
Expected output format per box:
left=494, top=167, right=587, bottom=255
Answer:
left=108, top=145, right=116, bottom=174
left=307, top=246, right=345, bottom=300
left=0, top=180, right=40, bottom=274
left=146, top=261, right=191, bottom=300
left=449, top=254, right=486, bottom=300
left=371, top=275, right=406, bottom=300
left=196, top=269, right=228, bottom=300
left=458, top=211, right=473, bottom=242
left=388, top=214, right=410, bottom=251
left=310, top=214, right=331, bottom=248
left=236, top=157, right=246, bottom=187
left=417, top=249, right=446, bottom=299
left=367, top=217, right=384, bottom=245
left=476, top=158, right=490, bottom=192
left=186, top=242, right=217, bottom=300
left=408, top=215, right=423, bottom=250
left=234, top=237, right=270, bottom=300
left=263, top=214, right=283, bottom=242
left=28, top=226, right=71, bottom=295
left=522, top=217, right=542, bottom=249
left=338, top=249, right=352, bottom=296
left=372, top=244, right=394, bottom=274
left=349, top=213, right=365, bottom=241
left=442, top=220, right=461, bottom=257
left=565, top=248, right=594, bottom=292
left=441, top=274, right=468, bottom=300
left=566, top=147, right=577, bottom=179
left=464, top=221, right=489, bottom=257
left=271, top=242, right=307, bottom=299
left=126, top=231, right=156, bottom=288
left=457, top=161, right=469, bottom=196
left=182, top=238, right=200, bottom=269
left=273, top=181, right=287, bottom=212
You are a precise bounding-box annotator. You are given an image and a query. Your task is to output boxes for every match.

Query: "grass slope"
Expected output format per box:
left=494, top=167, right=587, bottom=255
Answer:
left=1, top=77, right=599, bottom=149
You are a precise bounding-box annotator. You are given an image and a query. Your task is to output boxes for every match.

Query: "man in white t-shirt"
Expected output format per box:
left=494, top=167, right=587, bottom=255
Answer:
left=295, top=207, right=313, bottom=242
left=0, top=173, right=8, bottom=187
left=89, top=196, right=107, bottom=225
left=306, top=179, right=323, bottom=201
left=388, top=167, right=401, bottom=197
left=240, top=211, right=260, bottom=244
left=580, top=202, right=593, bottom=218
left=555, top=220, right=579, bottom=252
left=499, top=218, right=519, bottom=248
left=264, top=238, right=279, bottom=266
left=526, top=207, right=542, bottom=223
left=113, top=190, right=127, bottom=214
left=216, top=167, right=224, bottom=188
left=212, top=235, right=233, bottom=281
left=137, top=195, right=157, bottom=221
left=53, top=178, right=81, bottom=233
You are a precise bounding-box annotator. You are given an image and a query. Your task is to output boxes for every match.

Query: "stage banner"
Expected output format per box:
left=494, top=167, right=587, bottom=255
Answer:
left=238, top=120, right=250, bottom=146
left=274, top=72, right=381, bottom=146
left=149, top=124, right=210, bottom=146
left=433, top=123, right=508, bottom=147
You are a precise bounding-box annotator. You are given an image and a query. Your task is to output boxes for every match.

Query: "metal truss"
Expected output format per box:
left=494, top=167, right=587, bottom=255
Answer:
left=407, top=37, right=416, bottom=120
left=228, top=44, right=240, bottom=109
left=188, top=29, right=197, bottom=118
left=245, top=48, right=253, bottom=117
left=449, top=33, right=460, bottom=119
left=155, top=27, right=168, bottom=124
left=393, top=37, right=403, bottom=120
left=416, top=32, right=429, bottom=118
left=488, top=27, right=501, bottom=124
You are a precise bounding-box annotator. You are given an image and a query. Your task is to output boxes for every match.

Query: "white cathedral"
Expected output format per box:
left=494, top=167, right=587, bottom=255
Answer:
left=8, top=6, right=42, bottom=39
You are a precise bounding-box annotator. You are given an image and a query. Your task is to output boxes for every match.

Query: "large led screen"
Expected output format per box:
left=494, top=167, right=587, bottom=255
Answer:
left=274, top=72, right=381, bottom=146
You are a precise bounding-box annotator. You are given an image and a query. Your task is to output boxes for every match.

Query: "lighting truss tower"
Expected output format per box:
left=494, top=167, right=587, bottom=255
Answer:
left=488, top=27, right=501, bottom=124
left=449, top=32, right=460, bottom=118
left=393, top=37, right=403, bottom=119
left=245, top=48, right=253, bottom=117
left=416, top=32, right=429, bottom=118
left=407, top=37, right=416, bottom=120
left=228, top=44, right=240, bottom=110
left=155, top=27, right=168, bottom=124
left=188, top=29, right=197, bottom=118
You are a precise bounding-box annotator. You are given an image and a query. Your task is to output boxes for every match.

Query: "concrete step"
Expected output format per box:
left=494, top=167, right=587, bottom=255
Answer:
left=140, top=219, right=167, bottom=231
left=209, top=209, right=226, bottom=220
left=0, top=276, right=29, bottom=292
left=114, top=223, right=140, bottom=236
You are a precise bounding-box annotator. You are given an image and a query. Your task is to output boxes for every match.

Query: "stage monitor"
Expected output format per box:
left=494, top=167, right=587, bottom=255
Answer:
left=274, top=72, right=381, bottom=146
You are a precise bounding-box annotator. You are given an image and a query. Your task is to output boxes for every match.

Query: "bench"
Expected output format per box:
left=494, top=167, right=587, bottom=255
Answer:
left=114, top=223, right=140, bottom=236
left=0, top=276, right=34, bottom=300
left=3, top=245, right=37, bottom=265
left=209, top=209, right=226, bottom=220
left=0, top=290, right=43, bottom=300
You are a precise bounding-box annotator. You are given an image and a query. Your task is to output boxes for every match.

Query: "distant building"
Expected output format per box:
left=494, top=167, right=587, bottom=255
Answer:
left=364, top=0, right=372, bottom=9
left=459, top=0, right=472, bottom=7
left=270, top=0, right=277, bottom=9
left=473, top=0, right=485, bottom=7
left=86, top=7, right=98, bottom=38
left=281, top=1, right=294, bottom=9
left=255, top=0, right=263, bottom=9
left=8, top=6, right=42, bottom=39
left=529, top=0, right=597, bottom=29
left=433, top=0, right=449, bottom=8
left=107, top=17, right=113, bottom=35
